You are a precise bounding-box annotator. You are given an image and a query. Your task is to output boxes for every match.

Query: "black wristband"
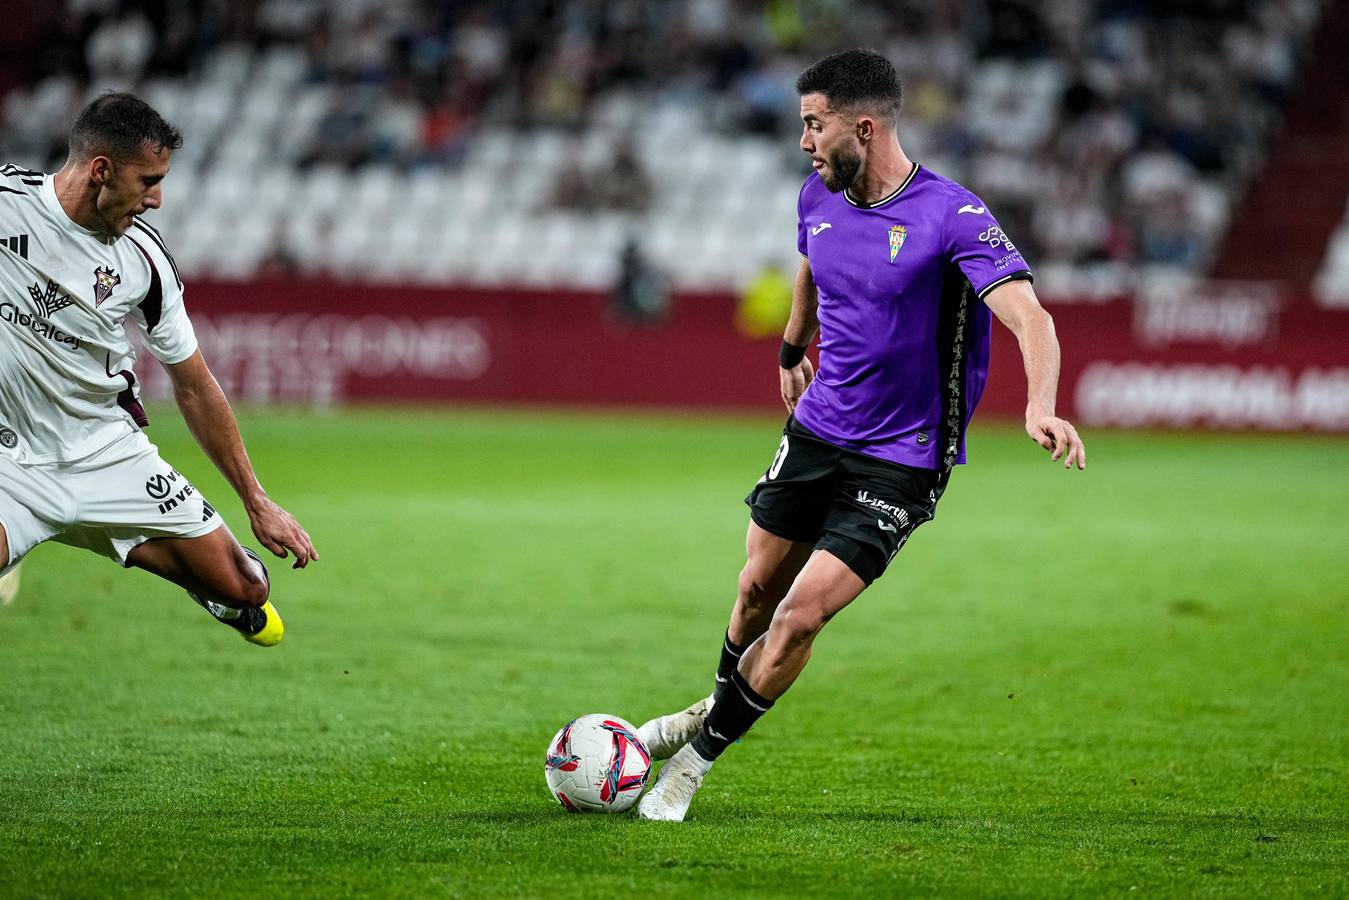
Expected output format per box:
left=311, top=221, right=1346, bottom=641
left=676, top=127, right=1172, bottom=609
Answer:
left=779, top=340, right=808, bottom=369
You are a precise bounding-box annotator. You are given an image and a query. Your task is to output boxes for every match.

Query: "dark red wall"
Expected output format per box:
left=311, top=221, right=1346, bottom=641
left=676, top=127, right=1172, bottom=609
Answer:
left=135, top=280, right=1349, bottom=431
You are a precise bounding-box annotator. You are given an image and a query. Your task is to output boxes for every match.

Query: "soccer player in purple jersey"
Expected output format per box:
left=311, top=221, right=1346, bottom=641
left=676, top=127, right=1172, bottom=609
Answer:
left=636, top=49, right=1086, bottom=821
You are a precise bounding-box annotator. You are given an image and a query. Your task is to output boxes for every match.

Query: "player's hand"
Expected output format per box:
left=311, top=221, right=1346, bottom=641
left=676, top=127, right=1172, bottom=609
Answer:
left=780, top=357, right=814, bottom=414
left=1027, top=415, right=1086, bottom=470
left=246, top=496, right=319, bottom=568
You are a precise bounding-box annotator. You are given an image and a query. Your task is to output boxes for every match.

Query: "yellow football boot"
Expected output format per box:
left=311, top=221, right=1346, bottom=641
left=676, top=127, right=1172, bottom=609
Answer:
left=187, top=547, right=283, bottom=646
left=243, top=600, right=284, bottom=646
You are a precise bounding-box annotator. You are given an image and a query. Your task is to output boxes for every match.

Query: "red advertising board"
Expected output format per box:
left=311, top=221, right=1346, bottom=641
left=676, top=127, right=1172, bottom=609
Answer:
left=1001, top=294, right=1349, bottom=431
left=133, top=280, right=1349, bottom=432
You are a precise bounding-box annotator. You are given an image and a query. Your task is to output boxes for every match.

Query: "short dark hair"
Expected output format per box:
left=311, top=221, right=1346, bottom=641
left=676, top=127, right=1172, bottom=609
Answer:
left=68, top=92, right=184, bottom=162
left=796, top=49, right=903, bottom=125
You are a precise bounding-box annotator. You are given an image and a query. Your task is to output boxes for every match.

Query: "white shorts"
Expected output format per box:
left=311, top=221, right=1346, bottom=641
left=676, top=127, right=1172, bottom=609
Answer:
left=0, top=430, right=223, bottom=575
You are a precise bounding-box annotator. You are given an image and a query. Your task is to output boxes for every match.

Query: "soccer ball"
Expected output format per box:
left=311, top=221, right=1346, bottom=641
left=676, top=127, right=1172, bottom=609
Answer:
left=544, top=714, right=651, bottom=813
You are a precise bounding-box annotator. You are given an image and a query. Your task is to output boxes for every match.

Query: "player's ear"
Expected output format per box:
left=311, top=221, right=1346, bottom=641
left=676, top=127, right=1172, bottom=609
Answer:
left=88, top=155, right=113, bottom=185
left=856, top=116, right=874, bottom=144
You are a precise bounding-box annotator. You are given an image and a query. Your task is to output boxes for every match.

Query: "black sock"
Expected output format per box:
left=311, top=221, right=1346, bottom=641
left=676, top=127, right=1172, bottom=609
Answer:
left=691, top=669, right=773, bottom=761
left=713, top=631, right=747, bottom=701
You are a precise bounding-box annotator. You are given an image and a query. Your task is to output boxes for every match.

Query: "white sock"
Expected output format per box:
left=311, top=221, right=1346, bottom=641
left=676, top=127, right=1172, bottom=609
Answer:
left=204, top=599, right=244, bottom=621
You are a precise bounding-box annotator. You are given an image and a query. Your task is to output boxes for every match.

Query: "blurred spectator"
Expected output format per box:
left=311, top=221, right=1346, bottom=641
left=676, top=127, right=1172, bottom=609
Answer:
left=551, top=152, right=593, bottom=212
left=338, top=12, right=393, bottom=84
left=1122, top=137, right=1200, bottom=209
left=1, top=75, right=80, bottom=166
left=551, top=135, right=653, bottom=214
left=299, top=90, right=374, bottom=169
left=1034, top=174, right=1111, bottom=263
left=150, top=4, right=204, bottom=76
left=1138, top=193, right=1202, bottom=267
left=417, top=78, right=476, bottom=166
left=596, top=135, right=652, bottom=213
left=85, top=8, right=154, bottom=86
left=371, top=79, right=423, bottom=165
left=730, top=63, right=794, bottom=136
left=737, top=262, right=793, bottom=337
left=256, top=223, right=302, bottom=278
left=611, top=238, right=670, bottom=326
left=0, top=0, right=1324, bottom=289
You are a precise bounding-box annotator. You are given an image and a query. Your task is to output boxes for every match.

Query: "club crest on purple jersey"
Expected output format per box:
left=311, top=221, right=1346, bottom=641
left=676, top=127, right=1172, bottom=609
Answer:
left=888, top=225, right=907, bottom=263
left=93, top=265, right=121, bottom=306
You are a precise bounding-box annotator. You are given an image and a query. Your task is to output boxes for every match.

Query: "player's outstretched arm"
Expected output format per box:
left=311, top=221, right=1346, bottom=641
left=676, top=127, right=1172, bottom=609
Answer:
left=982, top=280, right=1086, bottom=470
left=163, top=351, right=319, bottom=567
left=779, top=258, right=820, bottom=413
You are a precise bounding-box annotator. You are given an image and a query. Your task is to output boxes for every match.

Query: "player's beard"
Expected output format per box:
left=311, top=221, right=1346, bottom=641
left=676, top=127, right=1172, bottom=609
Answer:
left=821, top=145, right=862, bottom=193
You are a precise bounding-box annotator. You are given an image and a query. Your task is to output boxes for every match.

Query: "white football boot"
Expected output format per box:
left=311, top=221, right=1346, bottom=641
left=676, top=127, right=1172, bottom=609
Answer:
left=636, top=694, right=714, bottom=760
left=637, top=744, right=713, bottom=822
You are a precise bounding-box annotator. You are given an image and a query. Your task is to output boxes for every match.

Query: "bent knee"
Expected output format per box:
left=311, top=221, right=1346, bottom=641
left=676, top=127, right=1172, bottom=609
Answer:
left=220, top=565, right=269, bottom=608
left=772, top=602, right=828, bottom=644
left=239, top=577, right=269, bottom=608
left=737, top=563, right=783, bottom=611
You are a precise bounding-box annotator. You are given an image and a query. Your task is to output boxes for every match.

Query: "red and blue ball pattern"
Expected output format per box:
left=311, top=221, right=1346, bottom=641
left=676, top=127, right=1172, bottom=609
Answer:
left=544, top=714, right=651, bottom=813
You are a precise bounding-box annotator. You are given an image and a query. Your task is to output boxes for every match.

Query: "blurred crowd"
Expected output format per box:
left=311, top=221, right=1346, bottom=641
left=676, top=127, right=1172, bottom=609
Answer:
left=0, top=0, right=1326, bottom=275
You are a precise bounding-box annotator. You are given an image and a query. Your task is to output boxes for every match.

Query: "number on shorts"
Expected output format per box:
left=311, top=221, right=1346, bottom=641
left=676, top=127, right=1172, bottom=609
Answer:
left=768, top=436, right=789, bottom=479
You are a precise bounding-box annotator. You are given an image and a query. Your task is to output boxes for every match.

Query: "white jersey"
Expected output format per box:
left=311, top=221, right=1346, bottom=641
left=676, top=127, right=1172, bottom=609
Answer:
left=0, top=163, right=197, bottom=465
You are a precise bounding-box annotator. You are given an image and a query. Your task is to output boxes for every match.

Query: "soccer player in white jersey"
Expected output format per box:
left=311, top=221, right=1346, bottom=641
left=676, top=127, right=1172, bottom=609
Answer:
left=0, top=92, right=316, bottom=645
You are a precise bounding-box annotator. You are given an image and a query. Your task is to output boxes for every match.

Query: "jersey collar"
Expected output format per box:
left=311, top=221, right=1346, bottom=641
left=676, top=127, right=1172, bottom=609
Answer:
left=844, top=163, right=920, bottom=209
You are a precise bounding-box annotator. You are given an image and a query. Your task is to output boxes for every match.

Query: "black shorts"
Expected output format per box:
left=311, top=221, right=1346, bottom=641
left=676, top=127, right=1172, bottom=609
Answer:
left=745, top=417, right=950, bottom=585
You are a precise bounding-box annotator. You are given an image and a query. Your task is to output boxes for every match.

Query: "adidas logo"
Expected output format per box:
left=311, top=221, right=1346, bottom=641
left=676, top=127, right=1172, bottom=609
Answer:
left=2, top=234, right=28, bottom=259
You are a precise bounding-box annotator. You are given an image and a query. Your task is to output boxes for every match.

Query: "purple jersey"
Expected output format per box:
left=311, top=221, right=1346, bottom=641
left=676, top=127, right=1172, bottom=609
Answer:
left=793, top=165, right=1031, bottom=469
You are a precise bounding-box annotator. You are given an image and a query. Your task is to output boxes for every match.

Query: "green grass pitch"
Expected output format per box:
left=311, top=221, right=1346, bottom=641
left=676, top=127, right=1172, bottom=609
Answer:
left=2, top=407, right=1346, bottom=898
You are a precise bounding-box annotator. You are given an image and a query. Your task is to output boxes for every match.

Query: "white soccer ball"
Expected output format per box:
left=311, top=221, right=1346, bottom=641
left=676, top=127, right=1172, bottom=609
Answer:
left=544, top=713, right=651, bottom=813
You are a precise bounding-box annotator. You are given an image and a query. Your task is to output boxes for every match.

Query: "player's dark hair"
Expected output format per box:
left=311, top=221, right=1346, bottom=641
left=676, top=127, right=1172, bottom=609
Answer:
left=796, top=49, right=903, bottom=125
left=68, top=92, right=183, bottom=162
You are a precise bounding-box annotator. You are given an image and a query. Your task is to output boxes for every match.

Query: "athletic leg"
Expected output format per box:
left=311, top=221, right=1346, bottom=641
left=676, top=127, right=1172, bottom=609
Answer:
left=637, top=521, right=812, bottom=759
left=716, top=521, right=812, bottom=697
left=638, top=415, right=829, bottom=761
left=52, top=433, right=284, bottom=646
left=736, top=549, right=865, bottom=698
left=127, top=525, right=267, bottom=607
left=728, top=454, right=944, bottom=702
left=688, top=540, right=891, bottom=764
left=638, top=550, right=866, bottom=821
left=127, top=527, right=282, bottom=646
left=639, top=448, right=945, bottom=820
left=729, top=520, right=815, bottom=646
